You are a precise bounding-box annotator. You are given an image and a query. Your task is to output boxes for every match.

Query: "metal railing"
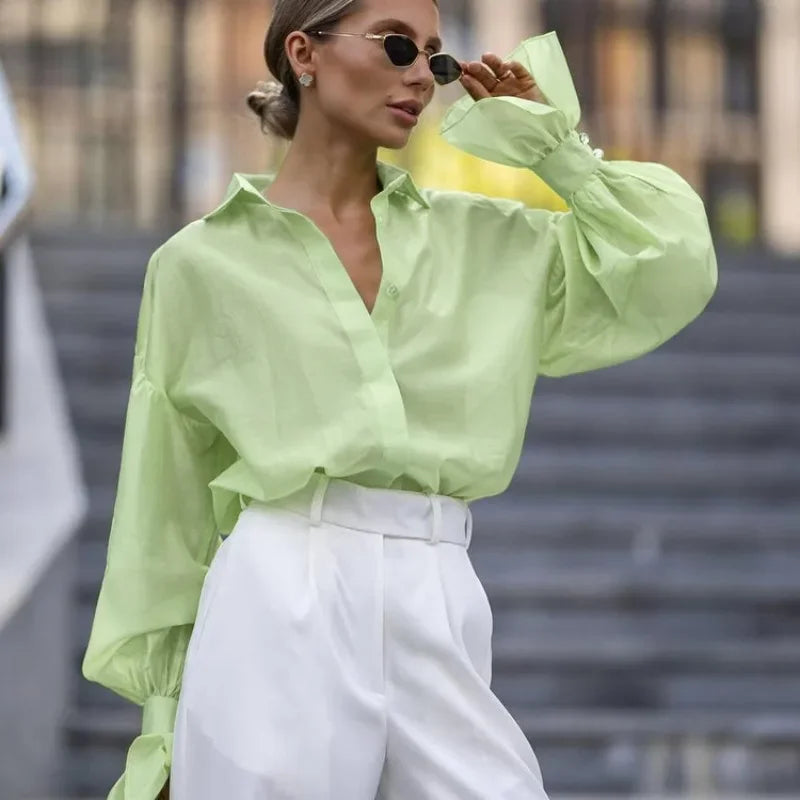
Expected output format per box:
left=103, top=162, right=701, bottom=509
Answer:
left=0, top=59, right=35, bottom=436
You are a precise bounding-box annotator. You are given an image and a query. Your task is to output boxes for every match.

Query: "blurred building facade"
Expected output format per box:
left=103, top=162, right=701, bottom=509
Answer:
left=0, top=0, right=798, bottom=253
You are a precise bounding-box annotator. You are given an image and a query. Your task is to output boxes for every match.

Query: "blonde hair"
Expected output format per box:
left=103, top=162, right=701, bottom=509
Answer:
left=247, top=0, right=362, bottom=140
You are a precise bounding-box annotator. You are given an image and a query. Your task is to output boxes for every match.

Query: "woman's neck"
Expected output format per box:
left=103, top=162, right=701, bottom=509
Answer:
left=265, top=127, right=382, bottom=220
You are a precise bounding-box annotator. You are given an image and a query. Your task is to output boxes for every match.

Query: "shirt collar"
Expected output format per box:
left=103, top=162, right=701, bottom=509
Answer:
left=202, top=159, right=430, bottom=222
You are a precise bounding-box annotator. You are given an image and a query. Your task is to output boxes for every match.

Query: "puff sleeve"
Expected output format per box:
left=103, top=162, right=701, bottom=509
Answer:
left=81, top=249, right=223, bottom=799
left=440, top=31, right=718, bottom=377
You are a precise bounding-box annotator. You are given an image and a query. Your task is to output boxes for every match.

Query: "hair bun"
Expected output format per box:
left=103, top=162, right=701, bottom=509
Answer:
left=246, top=79, right=298, bottom=140
left=247, top=79, right=282, bottom=111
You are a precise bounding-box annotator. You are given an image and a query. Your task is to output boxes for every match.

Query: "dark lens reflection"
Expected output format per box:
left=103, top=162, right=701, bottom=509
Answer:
left=430, top=54, right=462, bottom=85
left=384, top=35, right=419, bottom=67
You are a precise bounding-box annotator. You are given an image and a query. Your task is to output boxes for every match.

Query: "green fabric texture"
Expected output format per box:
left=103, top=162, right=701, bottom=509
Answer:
left=81, top=30, right=718, bottom=799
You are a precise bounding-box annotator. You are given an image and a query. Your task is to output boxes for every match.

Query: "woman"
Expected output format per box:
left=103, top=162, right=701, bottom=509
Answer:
left=81, top=0, right=718, bottom=798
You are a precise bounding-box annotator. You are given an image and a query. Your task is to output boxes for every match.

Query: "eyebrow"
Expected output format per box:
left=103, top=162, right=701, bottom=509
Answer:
left=368, top=18, right=443, bottom=51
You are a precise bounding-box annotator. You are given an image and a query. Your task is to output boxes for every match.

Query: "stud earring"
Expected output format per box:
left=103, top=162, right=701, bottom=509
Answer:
left=299, top=72, right=314, bottom=87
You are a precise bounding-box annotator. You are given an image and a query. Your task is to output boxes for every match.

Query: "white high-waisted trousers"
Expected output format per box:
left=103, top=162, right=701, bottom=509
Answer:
left=171, top=473, right=549, bottom=799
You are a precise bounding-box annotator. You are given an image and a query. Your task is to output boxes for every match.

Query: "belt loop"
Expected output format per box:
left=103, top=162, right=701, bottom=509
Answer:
left=309, top=473, right=330, bottom=527
left=427, top=494, right=442, bottom=545
left=464, top=504, right=473, bottom=549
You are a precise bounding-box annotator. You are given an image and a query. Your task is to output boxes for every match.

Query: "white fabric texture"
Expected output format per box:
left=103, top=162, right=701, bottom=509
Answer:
left=170, top=473, right=549, bottom=799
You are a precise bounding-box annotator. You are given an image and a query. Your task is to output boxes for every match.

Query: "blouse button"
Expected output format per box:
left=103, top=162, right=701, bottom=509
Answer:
left=386, top=283, right=399, bottom=297
left=593, top=147, right=605, bottom=159
left=578, top=131, right=591, bottom=146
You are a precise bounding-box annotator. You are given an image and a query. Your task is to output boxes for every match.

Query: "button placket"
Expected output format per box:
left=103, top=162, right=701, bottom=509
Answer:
left=272, top=205, right=410, bottom=471
left=371, top=197, right=391, bottom=325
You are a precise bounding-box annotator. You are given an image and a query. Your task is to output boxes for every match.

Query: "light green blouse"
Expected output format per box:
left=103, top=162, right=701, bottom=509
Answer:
left=81, top=32, right=717, bottom=799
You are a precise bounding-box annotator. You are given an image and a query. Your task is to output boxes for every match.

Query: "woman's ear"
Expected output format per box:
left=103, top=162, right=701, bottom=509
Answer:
left=285, top=31, right=317, bottom=79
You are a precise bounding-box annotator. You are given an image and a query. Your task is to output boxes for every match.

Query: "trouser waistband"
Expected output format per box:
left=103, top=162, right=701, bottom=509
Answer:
left=243, top=473, right=473, bottom=548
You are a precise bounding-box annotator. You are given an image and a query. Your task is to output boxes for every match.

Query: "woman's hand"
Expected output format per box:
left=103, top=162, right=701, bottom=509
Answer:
left=459, top=52, right=548, bottom=105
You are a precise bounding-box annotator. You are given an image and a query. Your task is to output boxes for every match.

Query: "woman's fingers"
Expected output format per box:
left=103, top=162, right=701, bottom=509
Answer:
left=460, top=71, right=492, bottom=100
left=460, top=52, right=540, bottom=102
left=482, top=53, right=515, bottom=81
left=483, top=53, right=538, bottom=85
left=464, top=60, right=500, bottom=90
left=504, top=60, right=530, bottom=80
left=481, top=52, right=504, bottom=75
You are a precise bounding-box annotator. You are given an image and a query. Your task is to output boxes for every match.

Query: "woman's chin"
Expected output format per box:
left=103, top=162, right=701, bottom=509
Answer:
left=376, top=127, right=413, bottom=150
left=379, top=138, right=410, bottom=151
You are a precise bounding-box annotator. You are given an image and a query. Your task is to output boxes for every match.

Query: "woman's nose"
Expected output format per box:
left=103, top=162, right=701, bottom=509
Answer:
left=403, top=52, right=435, bottom=89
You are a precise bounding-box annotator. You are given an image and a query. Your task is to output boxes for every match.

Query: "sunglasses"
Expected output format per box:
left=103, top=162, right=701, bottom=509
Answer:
left=307, top=31, right=463, bottom=85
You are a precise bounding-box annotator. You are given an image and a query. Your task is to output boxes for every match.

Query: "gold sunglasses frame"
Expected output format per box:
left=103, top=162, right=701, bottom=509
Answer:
left=306, top=30, right=464, bottom=84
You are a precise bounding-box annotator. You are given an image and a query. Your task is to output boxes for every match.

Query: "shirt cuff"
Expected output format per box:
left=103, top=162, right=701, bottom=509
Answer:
left=439, top=30, right=603, bottom=198
left=107, top=696, right=177, bottom=800
left=143, top=694, right=178, bottom=735
left=531, top=128, right=604, bottom=199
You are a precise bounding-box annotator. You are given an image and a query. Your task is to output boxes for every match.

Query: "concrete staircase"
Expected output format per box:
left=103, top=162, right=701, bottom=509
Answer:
left=31, top=228, right=800, bottom=797
left=467, top=248, right=800, bottom=794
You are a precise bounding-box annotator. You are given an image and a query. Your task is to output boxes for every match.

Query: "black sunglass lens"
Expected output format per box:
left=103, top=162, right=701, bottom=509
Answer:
left=430, top=54, right=462, bottom=85
left=384, top=35, right=419, bottom=67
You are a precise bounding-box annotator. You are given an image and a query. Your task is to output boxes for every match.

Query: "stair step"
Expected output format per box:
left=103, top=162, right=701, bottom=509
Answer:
left=495, top=675, right=800, bottom=715
left=489, top=640, right=800, bottom=712
left=476, top=545, right=800, bottom=574
left=469, top=499, right=800, bottom=545
left=42, top=291, right=140, bottom=339
left=54, top=380, right=131, bottom=440
left=489, top=606, right=800, bottom=642
left=55, top=333, right=135, bottom=383
left=513, top=446, right=798, bottom=501
left=527, top=394, right=800, bottom=447
left=491, top=638, right=800, bottom=671
left=31, top=223, right=169, bottom=248
left=517, top=708, right=800, bottom=740
left=536, top=352, right=800, bottom=399
left=34, top=258, right=147, bottom=295
left=666, top=310, right=798, bottom=354
left=707, top=275, right=800, bottom=312
left=477, top=564, right=800, bottom=605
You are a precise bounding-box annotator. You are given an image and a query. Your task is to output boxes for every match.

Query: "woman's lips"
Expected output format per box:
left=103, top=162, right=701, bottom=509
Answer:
left=388, top=105, right=419, bottom=127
